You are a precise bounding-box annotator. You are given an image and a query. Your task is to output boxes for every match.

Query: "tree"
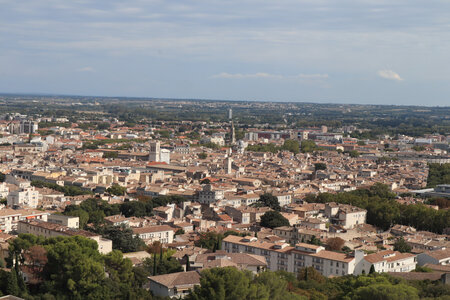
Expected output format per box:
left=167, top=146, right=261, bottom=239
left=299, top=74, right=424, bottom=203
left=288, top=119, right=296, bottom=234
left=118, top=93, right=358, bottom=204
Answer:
left=326, top=237, right=345, bottom=251
left=393, top=237, right=412, bottom=253
left=281, top=139, right=300, bottom=154
left=260, top=211, right=290, bottom=229
left=301, top=140, right=318, bottom=153
left=107, top=184, right=127, bottom=196
left=352, top=283, right=419, bottom=300
left=349, top=150, right=360, bottom=158
left=196, top=232, right=223, bottom=251
left=198, top=152, right=208, bottom=159
left=120, top=201, right=149, bottom=217
left=256, top=193, right=281, bottom=210
left=369, top=265, right=376, bottom=274
left=6, top=269, right=20, bottom=296
left=297, top=267, right=325, bottom=283
left=96, top=225, right=145, bottom=253
left=187, top=267, right=261, bottom=300
left=307, top=236, right=322, bottom=246
left=314, top=163, right=327, bottom=171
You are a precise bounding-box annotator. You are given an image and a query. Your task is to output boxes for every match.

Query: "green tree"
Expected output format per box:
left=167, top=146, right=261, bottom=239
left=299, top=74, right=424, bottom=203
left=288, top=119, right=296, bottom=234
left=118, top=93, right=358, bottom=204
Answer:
left=95, top=225, right=145, bottom=253
left=187, top=267, right=262, bottom=300
left=6, top=269, right=20, bottom=296
left=281, top=139, right=300, bottom=154
left=256, top=193, right=281, bottom=210
left=349, top=150, right=360, bottom=158
left=352, top=283, right=419, bottom=300
left=314, top=163, right=327, bottom=171
left=196, top=232, right=224, bottom=251
left=260, top=211, right=290, bottom=229
left=301, top=140, right=318, bottom=153
left=393, top=237, right=412, bottom=253
left=106, top=184, right=127, bottom=196
left=198, top=152, right=208, bottom=159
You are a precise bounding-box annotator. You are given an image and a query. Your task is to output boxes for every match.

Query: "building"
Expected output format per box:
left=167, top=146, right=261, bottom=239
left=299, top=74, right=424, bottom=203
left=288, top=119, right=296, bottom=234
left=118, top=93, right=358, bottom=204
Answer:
left=47, top=214, right=80, bottom=229
left=149, top=141, right=170, bottom=163
left=324, top=203, right=367, bottom=229
left=192, top=251, right=267, bottom=273
left=417, top=248, right=450, bottom=266
left=222, top=235, right=356, bottom=277
left=17, top=220, right=112, bottom=254
left=197, top=184, right=224, bottom=204
left=132, top=225, right=174, bottom=244
left=148, top=271, right=200, bottom=298
left=7, top=186, right=39, bottom=208
left=354, top=250, right=417, bottom=274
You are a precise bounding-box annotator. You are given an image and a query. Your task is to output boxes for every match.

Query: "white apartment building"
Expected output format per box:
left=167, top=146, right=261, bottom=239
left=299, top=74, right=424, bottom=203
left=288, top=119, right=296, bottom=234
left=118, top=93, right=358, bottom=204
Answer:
left=354, top=250, right=417, bottom=274
left=273, top=193, right=292, bottom=207
left=222, top=235, right=356, bottom=277
left=7, top=187, right=39, bottom=208
left=132, top=225, right=174, bottom=244
left=0, top=182, right=9, bottom=198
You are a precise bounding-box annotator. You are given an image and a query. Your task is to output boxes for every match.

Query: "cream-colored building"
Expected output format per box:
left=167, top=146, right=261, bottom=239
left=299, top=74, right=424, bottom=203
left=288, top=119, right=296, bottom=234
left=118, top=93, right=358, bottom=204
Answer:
left=132, top=225, right=174, bottom=244
left=18, top=220, right=112, bottom=254
left=47, top=214, right=80, bottom=229
left=222, top=235, right=356, bottom=277
left=7, top=186, right=39, bottom=208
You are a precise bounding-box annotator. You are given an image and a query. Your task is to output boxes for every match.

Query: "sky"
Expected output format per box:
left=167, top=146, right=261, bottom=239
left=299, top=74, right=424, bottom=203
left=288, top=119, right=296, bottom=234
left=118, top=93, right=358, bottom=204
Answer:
left=1, top=0, right=450, bottom=106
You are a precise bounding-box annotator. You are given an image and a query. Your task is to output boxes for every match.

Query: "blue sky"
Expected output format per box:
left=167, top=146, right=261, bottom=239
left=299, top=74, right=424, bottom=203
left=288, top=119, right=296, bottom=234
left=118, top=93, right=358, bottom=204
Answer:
left=1, top=0, right=450, bottom=106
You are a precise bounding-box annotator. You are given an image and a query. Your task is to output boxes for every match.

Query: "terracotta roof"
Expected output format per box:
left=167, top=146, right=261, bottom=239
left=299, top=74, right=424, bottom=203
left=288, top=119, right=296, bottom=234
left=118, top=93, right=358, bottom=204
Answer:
left=364, top=250, right=416, bottom=264
left=149, top=271, right=200, bottom=288
left=422, top=248, right=450, bottom=261
left=132, top=225, right=174, bottom=234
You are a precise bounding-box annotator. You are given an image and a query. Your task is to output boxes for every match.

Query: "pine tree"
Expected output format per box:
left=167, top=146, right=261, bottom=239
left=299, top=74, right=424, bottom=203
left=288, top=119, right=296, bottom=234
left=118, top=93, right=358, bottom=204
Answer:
left=153, top=253, right=157, bottom=276
left=369, top=265, right=376, bottom=274
left=186, top=255, right=190, bottom=272
left=6, top=269, right=20, bottom=296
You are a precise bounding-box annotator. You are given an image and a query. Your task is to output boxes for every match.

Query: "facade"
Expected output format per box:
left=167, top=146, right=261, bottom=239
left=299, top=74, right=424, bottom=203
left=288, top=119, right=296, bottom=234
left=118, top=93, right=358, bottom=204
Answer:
left=417, top=248, right=450, bottom=266
left=197, top=184, right=224, bottom=204
left=132, top=225, right=174, bottom=244
left=47, top=214, right=80, bottom=229
left=324, top=202, right=367, bottom=229
left=354, top=250, right=417, bottom=274
left=222, top=235, right=356, bottom=277
left=17, top=220, right=112, bottom=254
left=7, top=187, right=39, bottom=208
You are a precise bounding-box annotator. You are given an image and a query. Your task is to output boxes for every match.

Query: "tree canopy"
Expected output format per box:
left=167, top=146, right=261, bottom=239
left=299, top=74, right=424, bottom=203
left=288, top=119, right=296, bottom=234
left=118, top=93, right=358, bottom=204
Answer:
left=260, top=211, right=290, bottom=229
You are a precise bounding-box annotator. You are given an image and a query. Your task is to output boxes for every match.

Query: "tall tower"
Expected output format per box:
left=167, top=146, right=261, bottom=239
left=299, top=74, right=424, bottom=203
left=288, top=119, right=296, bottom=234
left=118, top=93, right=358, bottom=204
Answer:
left=228, top=108, right=233, bottom=120
left=231, top=121, right=236, bottom=145
left=149, top=141, right=161, bottom=162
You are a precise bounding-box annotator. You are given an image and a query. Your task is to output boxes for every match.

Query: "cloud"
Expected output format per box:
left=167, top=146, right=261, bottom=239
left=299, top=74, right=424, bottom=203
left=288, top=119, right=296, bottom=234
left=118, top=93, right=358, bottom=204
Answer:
left=212, top=72, right=329, bottom=80
left=377, top=69, right=403, bottom=81
left=77, top=66, right=95, bottom=72
left=296, top=73, right=329, bottom=79
left=211, top=72, right=282, bottom=79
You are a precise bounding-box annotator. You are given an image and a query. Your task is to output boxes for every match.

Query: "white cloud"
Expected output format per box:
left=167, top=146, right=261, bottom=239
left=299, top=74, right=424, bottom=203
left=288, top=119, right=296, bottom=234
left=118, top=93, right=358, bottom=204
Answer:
left=296, top=73, right=329, bottom=79
left=211, top=72, right=282, bottom=79
left=77, top=66, right=95, bottom=72
left=377, top=69, right=403, bottom=81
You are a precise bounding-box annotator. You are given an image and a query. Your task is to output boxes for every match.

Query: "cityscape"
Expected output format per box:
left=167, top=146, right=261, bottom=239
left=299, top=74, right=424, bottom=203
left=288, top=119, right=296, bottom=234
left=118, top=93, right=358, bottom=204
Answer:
left=1, top=0, right=450, bottom=299
left=0, top=95, right=447, bottom=299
